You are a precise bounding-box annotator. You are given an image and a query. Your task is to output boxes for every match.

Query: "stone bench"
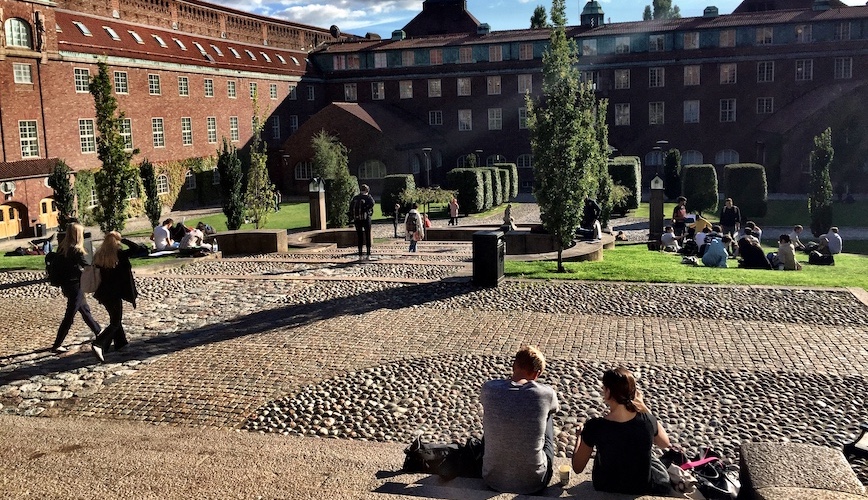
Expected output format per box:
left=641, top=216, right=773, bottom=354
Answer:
left=211, top=229, right=288, bottom=256
left=740, top=442, right=866, bottom=499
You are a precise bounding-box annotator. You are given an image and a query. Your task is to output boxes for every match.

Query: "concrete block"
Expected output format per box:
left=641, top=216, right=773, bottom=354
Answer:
left=740, top=442, right=866, bottom=497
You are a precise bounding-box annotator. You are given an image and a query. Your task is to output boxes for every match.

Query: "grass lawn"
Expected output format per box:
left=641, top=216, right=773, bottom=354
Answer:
left=505, top=242, right=868, bottom=290
left=623, top=200, right=868, bottom=228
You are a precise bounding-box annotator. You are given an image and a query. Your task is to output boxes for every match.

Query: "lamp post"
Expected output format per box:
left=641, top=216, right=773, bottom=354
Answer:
left=422, top=147, right=432, bottom=187
left=308, top=177, right=326, bottom=230
left=649, top=175, right=665, bottom=249
left=654, top=140, right=669, bottom=176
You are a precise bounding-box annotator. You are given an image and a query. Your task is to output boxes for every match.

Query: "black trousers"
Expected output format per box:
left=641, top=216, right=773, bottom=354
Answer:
left=54, top=284, right=101, bottom=349
left=354, top=218, right=372, bottom=254
left=94, top=297, right=127, bottom=349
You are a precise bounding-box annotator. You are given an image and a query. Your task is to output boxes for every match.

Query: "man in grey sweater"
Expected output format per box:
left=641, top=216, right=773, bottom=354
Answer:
left=481, top=346, right=559, bottom=494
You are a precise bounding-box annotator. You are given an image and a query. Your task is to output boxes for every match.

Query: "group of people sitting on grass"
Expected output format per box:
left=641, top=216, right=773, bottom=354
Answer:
left=150, top=218, right=216, bottom=254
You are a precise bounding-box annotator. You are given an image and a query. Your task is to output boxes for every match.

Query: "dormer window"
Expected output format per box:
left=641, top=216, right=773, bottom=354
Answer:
left=128, top=30, right=144, bottom=44
left=72, top=21, right=92, bottom=36
left=103, top=26, right=120, bottom=41
left=276, top=54, right=286, bottom=64
left=260, top=52, right=271, bottom=62
left=173, top=38, right=187, bottom=50
left=210, top=44, right=223, bottom=56
left=153, top=34, right=167, bottom=48
left=228, top=47, right=240, bottom=58
left=245, top=49, right=256, bottom=60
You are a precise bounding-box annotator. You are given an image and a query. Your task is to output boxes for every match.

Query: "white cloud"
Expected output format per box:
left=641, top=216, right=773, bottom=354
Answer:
left=210, top=0, right=421, bottom=31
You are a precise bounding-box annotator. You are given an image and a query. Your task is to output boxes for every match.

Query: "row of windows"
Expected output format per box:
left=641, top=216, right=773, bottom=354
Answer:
left=331, top=43, right=536, bottom=71
left=644, top=149, right=739, bottom=167
left=293, top=154, right=535, bottom=182
left=342, top=74, right=535, bottom=101
left=613, top=98, right=776, bottom=126
left=425, top=108, right=530, bottom=130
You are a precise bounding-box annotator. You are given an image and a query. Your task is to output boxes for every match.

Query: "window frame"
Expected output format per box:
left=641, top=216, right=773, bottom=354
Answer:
left=795, top=59, right=813, bottom=81
left=614, top=69, right=630, bottom=90
left=649, top=67, right=665, bottom=88
left=487, top=76, right=501, bottom=95
left=229, top=116, right=239, bottom=141
left=13, top=63, right=32, bottom=84
left=615, top=103, right=630, bottom=126
left=648, top=102, right=665, bottom=125
left=457, top=77, right=471, bottom=96
left=372, top=81, right=385, bottom=100
left=204, top=78, right=214, bottom=97
left=684, top=65, right=701, bottom=86
left=756, top=61, right=774, bottom=83
left=5, top=18, right=33, bottom=48
left=78, top=118, right=96, bottom=153
left=458, top=109, right=472, bottom=131
left=719, top=98, right=736, bottom=123
left=151, top=117, right=165, bottom=147
left=427, top=79, right=441, bottom=98
left=74, top=68, right=90, bottom=93
left=206, top=116, right=217, bottom=143
left=649, top=34, right=665, bottom=52
left=148, top=73, right=161, bottom=95
left=343, top=83, right=357, bottom=101
left=178, top=76, right=189, bottom=96
left=156, top=174, right=169, bottom=195
left=429, top=110, right=443, bottom=126
left=488, top=108, right=502, bottom=130
left=181, top=116, right=193, bottom=145
left=227, top=80, right=237, bottom=98
left=399, top=80, right=413, bottom=99
left=114, top=71, right=129, bottom=94
left=683, top=100, right=700, bottom=124
left=719, top=63, right=737, bottom=84
left=120, top=118, right=133, bottom=150
left=756, top=97, right=774, bottom=114
left=18, top=120, right=39, bottom=158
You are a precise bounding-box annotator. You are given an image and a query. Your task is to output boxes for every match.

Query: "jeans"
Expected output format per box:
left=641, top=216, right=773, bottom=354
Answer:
left=409, top=239, right=418, bottom=252
left=542, top=415, right=555, bottom=487
left=354, top=218, right=372, bottom=255
left=54, top=284, right=101, bottom=349
left=94, top=297, right=128, bottom=349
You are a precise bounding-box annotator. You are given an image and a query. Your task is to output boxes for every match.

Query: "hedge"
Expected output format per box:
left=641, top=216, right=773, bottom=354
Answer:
left=608, top=156, right=641, bottom=213
left=496, top=168, right=510, bottom=205
left=478, top=168, right=493, bottom=211
left=723, top=163, right=768, bottom=221
left=382, top=174, right=415, bottom=216
left=681, top=164, right=718, bottom=216
left=446, top=168, right=485, bottom=214
left=495, top=163, right=519, bottom=200
left=482, top=167, right=503, bottom=207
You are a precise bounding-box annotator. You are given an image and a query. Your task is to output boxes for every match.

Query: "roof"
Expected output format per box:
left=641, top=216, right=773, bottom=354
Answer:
left=316, top=29, right=552, bottom=54
left=402, top=0, right=481, bottom=37
left=733, top=0, right=846, bottom=14
left=0, top=158, right=59, bottom=181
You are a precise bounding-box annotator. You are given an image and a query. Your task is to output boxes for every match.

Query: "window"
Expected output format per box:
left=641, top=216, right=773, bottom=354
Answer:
left=71, top=21, right=92, bottom=36
left=646, top=150, right=664, bottom=167
left=228, top=81, right=237, bottom=98
left=181, top=117, right=193, bottom=145
left=835, top=22, right=851, bottom=41
left=128, top=30, right=144, bottom=44
left=795, top=60, right=813, bottom=81
left=649, top=67, right=664, bottom=88
left=75, top=68, right=90, bottom=92
left=210, top=44, right=224, bottom=56
left=487, top=76, right=501, bottom=95
left=488, top=108, right=502, bottom=130
left=681, top=151, right=703, bottom=165
left=756, top=27, right=773, bottom=45
left=344, top=83, right=357, bottom=101
left=615, top=103, right=630, bottom=126
left=174, top=38, right=187, bottom=51
left=307, top=85, right=315, bottom=100
left=120, top=118, right=133, bottom=150
left=270, top=83, right=278, bottom=99
left=184, top=171, right=196, bottom=190
left=489, top=45, right=502, bottom=62
left=359, top=160, right=386, bottom=179
left=204, top=78, right=214, bottom=97
left=374, top=53, right=387, bottom=68
left=615, top=36, right=630, bottom=54
left=411, top=155, right=421, bottom=174
left=295, top=162, right=312, bottom=180
left=582, top=39, right=597, bottom=56
left=719, top=29, right=735, bottom=48
left=13, top=63, right=32, bottom=84
left=244, top=49, right=255, bottom=60
left=289, top=84, right=297, bottom=100
left=148, top=74, right=161, bottom=95
left=206, top=117, right=217, bottom=143
left=719, top=99, right=736, bottom=122
left=346, top=54, right=360, bottom=69
left=683, top=100, right=700, bottom=123
left=581, top=71, right=599, bottom=89
left=399, top=80, right=413, bottom=99
left=684, top=65, right=700, bottom=86
left=757, top=97, right=774, bottom=114
left=428, top=79, right=441, bottom=98
left=429, top=110, right=442, bottom=126
left=719, top=63, right=737, bottom=84
left=649, top=102, right=664, bottom=125
left=519, top=43, right=533, bottom=60
left=457, top=78, right=471, bottom=96
left=458, top=109, right=472, bottom=131
left=114, top=71, right=128, bottom=94
left=715, top=149, right=739, bottom=165
left=19, top=120, right=38, bottom=157
left=614, top=69, right=630, bottom=90
left=518, top=74, right=533, bottom=94
left=518, top=108, right=528, bottom=129
left=795, top=24, right=812, bottom=43
left=228, top=47, right=240, bottom=58
left=683, top=32, right=699, bottom=49
left=79, top=119, right=96, bottom=153
left=152, top=118, right=165, bottom=147
left=88, top=186, right=98, bottom=208
left=229, top=116, right=239, bottom=141
left=834, top=57, right=852, bottom=79
left=153, top=35, right=167, bottom=48
left=249, top=82, right=257, bottom=99
left=178, top=76, right=189, bottom=96
left=260, top=52, right=271, bottom=63
left=649, top=34, right=665, bottom=52
left=5, top=18, right=33, bottom=48
left=459, top=47, right=473, bottom=63
left=517, top=154, right=533, bottom=169
left=372, top=81, right=385, bottom=100
left=290, top=115, right=298, bottom=132
left=156, top=175, right=169, bottom=195
left=756, top=61, right=774, bottom=83
left=212, top=169, right=221, bottom=185
left=429, top=49, right=442, bottom=65
left=402, top=51, right=415, bottom=66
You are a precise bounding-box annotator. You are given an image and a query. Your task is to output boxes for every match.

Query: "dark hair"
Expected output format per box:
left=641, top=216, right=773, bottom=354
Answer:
left=779, top=234, right=791, bottom=243
left=602, top=368, right=648, bottom=413
left=677, top=196, right=687, bottom=204
left=162, top=218, right=174, bottom=226
left=664, top=225, right=673, bottom=231
left=722, top=235, right=732, bottom=244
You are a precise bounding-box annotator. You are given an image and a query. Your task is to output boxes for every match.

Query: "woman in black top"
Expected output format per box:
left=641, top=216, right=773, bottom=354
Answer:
left=90, top=231, right=142, bottom=362
left=52, top=223, right=101, bottom=353
left=572, top=368, right=671, bottom=494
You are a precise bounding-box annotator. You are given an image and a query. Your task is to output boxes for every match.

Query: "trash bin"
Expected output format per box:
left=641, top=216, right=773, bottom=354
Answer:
left=472, top=230, right=505, bottom=287
left=34, top=223, right=46, bottom=237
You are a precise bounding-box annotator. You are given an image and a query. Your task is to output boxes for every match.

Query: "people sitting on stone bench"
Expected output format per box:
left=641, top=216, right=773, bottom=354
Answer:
left=151, top=218, right=180, bottom=251
left=179, top=226, right=212, bottom=254
left=576, top=198, right=602, bottom=240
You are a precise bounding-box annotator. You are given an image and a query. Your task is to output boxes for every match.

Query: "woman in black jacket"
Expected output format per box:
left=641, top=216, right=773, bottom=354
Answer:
left=52, top=223, right=102, bottom=353
left=90, top=231, right=142, bottom=362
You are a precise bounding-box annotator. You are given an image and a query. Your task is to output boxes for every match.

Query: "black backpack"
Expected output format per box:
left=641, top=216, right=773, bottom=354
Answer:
left=350, top=195, right=370, bottom=221
left=406, top=214, right=418, bottom=233
left=44, top=252, right=63, bottom=286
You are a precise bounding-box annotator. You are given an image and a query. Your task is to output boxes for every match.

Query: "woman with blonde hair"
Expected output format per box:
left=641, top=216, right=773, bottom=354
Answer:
left=52, top=223, right=101, bottom=353
left=90, top=231, right=143, bottom=362
left=572, top=367, right=672, bottom=494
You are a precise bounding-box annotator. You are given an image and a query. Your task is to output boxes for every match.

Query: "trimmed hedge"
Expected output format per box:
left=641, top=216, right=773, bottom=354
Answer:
left=608, top=156, right=641, bottom=213
left=382, top=174, right=415, bottom=216
left=447, top=168, right=485, bottom=214
left=681, top=164, right=718, bottom=216
left=496, top=168, right=510, bottom=205
left=723, top=163, right=768, bottom=220
left=479, top=168, right=493, bottom=211
left=483, top=167, right=503, bottom=207
left=495, top=163, right=519, bottom=200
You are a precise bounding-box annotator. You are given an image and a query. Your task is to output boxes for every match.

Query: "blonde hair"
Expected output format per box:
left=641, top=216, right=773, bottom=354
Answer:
left=93, top=231, right=122, bottom=269
left=514, top=345, right=546, bottom=375
left=58, top=223, right=86, bottom=257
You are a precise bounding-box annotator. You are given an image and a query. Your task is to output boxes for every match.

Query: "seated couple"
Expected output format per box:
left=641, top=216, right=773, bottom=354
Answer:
left=482, top=346, right=671, bottom=495
left=151, top=219, right=215, bottom=252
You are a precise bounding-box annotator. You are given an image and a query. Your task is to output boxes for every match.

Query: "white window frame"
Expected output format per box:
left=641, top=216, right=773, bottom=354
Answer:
left=428, top=79, right=441, bottom=98
left=79, top=119, right=96, bottom=153
left=488, top=108, right=502, bottom=130
left=459, top=46, right=473, bottom=63
left=114, top=71, right=128, bottom=94
left=756, top=27, right=773, bottom=45
left=204, top=78, right=214, bottom=97
left=649, top=67, right=664, bottom=88
left=374, top=52, right=387, bottom=68
left=229, top=116, right=239, bottom=142
left=181, top=117, right=193, bottom=145
left=307, top=85, right=315, bottom=101
left=795, top=59, right=813, bottom=81
left=344, top=83, right=357, bottom=101
left=834, top=57, right=852, bottom=79
left=227, top=80, right=237, bottom=98
left=74, top=68, right=90, bottom=92
left=271, top=116, right=280, bottom=140
left=684, top=65, right=700, bottom=86
left=290, top=115, right=299, bottom=132
left=5, top=18, right=33, bottom=48
left=120, top=118, right=133, bottom=150
left=178, top=76, right=189, bottom=96
left=206, top=117, right=217, bottom=143
left=184, top=170, right=196, bottom=190
left=489, top=45, right=502, bottom=62
left=289, top=84, right=297, bottom=100
left=683, top=100, right=700, bottom=124
left=151, top=117, right=165, bottom=147
left=487, top=76, right=501, bottom=95
left=429, top=110, right=443, bottom=126
left=399, top=80, right=413, bottom=99
left=457, top=77, right=471, bottom=96
left=614, top=69, right=630, bottom=90
left=458, top=109, right=472, bottom=131
left=517, top=154, right=533, bottom=169
left=756, top=97, right=774, bottom=114
left=19, top=120, right=39, bottom=158
left=519, top=43, right=533, bottom=60
left=518, top=74, right=533, bottom=94
left=719, top=99, right=736, bottom=122
left=518, top=108, right=528, bottom=129
left=249, top=82, right=258, bottom=99
left=295, top=162, right=312, bottom=180
left=270, top=83, right=278, bottom=100
left=148, top=74, right=161, bottom=95
left=757, top=61, right=774, bottom=83
left=720, top=29, right=735, bottom=48
left=13, top=63, right=32, bottom=84
left=720, top=63, right=737, bottom=84
left=358, top=160, right=386, bottom=179
left=156, top=174, right=169, bottom=195
left=649, top=34, right=665, bottom=52
left=372, top=81, right=385, bottom=100
left=649, top=102, right=665, bottom=125
left=615, top=103, right=630, bottom=126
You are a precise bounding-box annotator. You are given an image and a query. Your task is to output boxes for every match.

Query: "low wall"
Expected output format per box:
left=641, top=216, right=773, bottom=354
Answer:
left=213, top=229, right=288, bottom=256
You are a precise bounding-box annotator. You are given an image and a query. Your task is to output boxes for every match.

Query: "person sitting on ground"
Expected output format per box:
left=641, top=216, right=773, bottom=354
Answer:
left=196, top=221, right=216, bottom=236
left=689, top=214, right=713, bottom=235
left=660, top=226, right=682, bottom=252
left=769, top=234, right=801, bottom=271
left=481, top=346, right=559, bottom=495
left=789, top=225, right=806, bottom=251
left=743, top=221, right=762, bottom=243
left=826, top=226, right=843, bottom=254
left=572, top=367, right=672, bottom=495
left=170, top=222, right=190, bottom=243
left=695, top=226, right=712, bottom=249
left=702, top=236, right=730, bottom=268
left=151, top=218, right=180, bottom=251
left=671, top=196, right=688, bottom=237
left=738, top=231, right=772, bottom=269
left=179, top=226, right=212, bottom=252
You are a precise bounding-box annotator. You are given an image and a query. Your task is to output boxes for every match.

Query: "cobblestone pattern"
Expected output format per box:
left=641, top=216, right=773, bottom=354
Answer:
left=156, top=260, right=467, bottom=281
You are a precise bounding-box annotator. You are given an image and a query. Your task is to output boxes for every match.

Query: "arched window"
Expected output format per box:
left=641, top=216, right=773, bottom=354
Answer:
left=212, top=169, right=220, bottom=185
left=715, top=149, right=739, bottom=165
left=486, top=154, right=506, bottom=166
left=359, top=160, right=386, bottom=179
left=645, top=150, right=664, bottom=167
left=681, top=150, right=703, bottom=165
left=5, top=19, right=32, bottom=49
left=184, top=170, right=196, bottom=190
left=517, top=154, right=533, bottom=169
left=294, top=161, right=312, bottom=180
left=411, top=154, right=421, bottom=174
left=156, top=174, right=169, bottom=195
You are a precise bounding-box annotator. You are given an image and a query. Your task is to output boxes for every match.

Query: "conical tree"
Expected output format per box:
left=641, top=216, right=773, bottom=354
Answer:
left=244, top=93, right=275, bottom=229
left=139, top=159, right=162, bottom=229
left=311, top=130, right=355, bottom=228
left=217, top=139, right=244, bottom=230
left=809, top=127, right=834, bottom=237
left=47, top=160, right=76, bottom=227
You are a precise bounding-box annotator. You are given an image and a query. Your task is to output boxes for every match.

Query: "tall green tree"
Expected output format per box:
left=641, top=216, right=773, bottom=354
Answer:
left=47, top=160, right=76, bottom=227
left=217, top=138, right=244, bottom=230
left=244, top=94, right=275, bottom=229
left=643, top=0, right=680, bottom=19
left=643, top=5, right=652, bottom=20
left=530, top=5, right=548, bottom=28
left=809, top=127, right=834, bottom=237
left=90, top=60, right=137, bottom=232
left=590, top=97, right=614, bottom=228
left=311, top=130, right=356, bottom=228
left=139, top=159, right=162, bottom=229
left=528, top=0, right=600, bottom=271
left=663, top=149, right=682, bottom=200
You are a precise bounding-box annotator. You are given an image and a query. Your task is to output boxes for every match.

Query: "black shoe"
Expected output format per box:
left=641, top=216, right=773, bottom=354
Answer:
left=113, top=341, right=129, bottom=352
left=91, top=343, right=105, bottom=363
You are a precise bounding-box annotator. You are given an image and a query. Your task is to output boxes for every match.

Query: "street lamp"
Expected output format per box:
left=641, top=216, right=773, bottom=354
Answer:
left=422, top=148, right=432, bottom=187
left=475, top=149, right=483, bottom=167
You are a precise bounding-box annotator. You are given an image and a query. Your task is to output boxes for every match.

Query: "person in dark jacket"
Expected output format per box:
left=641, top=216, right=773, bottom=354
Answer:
left=52, top=223, right=102, bottom=353
left=90, top=231, right=142, bottom=362
left=737, top=231, right=772, bottom=270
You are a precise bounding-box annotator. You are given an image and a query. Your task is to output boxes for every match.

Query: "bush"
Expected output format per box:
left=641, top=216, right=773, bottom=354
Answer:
left=495, top=163, right=519, bottom=200
left=482, top=167, right=503, bottom=207
left=809, top=128, right=834, bottom=237
left=681, top=164, right=718, bottom=216
left=496, top=169, right=510, bottom=205
left=478, top=168, right=493, bottom=211
left=663, top=149, right=682, bottom=200
left=382, top=175, right=415, bottom=216
left=446, top=168, right=485, bottom=214
left=608, top=156, right=641, bottom=214
left=723, top=163, right=768, bottom=221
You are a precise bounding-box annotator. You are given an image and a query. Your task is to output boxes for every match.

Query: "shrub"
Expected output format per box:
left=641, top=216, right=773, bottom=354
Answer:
left=809, top=128, right=834, bottom=237
left=382, top=175, right=415, bottom=216
left=478, top=168, right=493, bottom=211
left=608, top=156, right=641, bottom=213
left=663, top=149, right=682, bottom=200
left=495, top=163, right=519, bottom=200
left=723, top=163, right=768, bottom=221
left=446, top=168, right=485, bottom=214
left=681, top=164, right=718, bottom=216
left=496, top=168, right=510, bottom=205
left=483, top=167, right=503, bottom=206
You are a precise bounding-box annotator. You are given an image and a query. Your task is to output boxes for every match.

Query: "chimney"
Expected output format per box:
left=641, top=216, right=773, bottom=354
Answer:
left=391, top=30, right=406, bottom=41
left=477, top=23, right=490, bottom=35
left=703, top=6, right=719, bottom=17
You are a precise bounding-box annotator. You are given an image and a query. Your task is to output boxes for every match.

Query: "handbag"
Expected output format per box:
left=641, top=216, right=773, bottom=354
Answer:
left=80, top=265, right=102, bottom=294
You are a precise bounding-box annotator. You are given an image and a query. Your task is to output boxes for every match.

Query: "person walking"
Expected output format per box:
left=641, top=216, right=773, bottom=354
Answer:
left=719, top=198, right=741, bottom=242
left=51, top=223, right=101, bottom=353
left=90, top=232, right=143, bottom=362
left=349, top=184, right=376, bottom=258
left=405, top=203, right=424, bottom=252
left=448, top=197, right=460, bottom=226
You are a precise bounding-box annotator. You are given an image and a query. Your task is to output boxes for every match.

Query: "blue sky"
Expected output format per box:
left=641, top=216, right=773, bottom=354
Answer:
left=211, top=0, right=864, bottom=37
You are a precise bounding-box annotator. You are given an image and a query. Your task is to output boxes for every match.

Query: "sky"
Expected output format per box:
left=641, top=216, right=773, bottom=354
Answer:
left=210, top=0, right=866, bottom=37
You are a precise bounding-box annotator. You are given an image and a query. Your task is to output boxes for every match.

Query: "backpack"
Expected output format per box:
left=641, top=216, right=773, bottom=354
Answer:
left=44, top=252, right=63, bottom=286
left=406, top=214, right=418, bottom=233
left=350, top=195, right=370, bottom=221
left=808, top=251, right=834, bottom=266
left=402, top=436, right=483, bottom=480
